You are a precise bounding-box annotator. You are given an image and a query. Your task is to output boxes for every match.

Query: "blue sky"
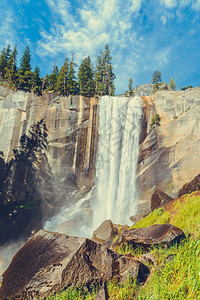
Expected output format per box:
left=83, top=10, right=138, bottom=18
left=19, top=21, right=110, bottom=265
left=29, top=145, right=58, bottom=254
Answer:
left=0, top=0, right=199, bottom=94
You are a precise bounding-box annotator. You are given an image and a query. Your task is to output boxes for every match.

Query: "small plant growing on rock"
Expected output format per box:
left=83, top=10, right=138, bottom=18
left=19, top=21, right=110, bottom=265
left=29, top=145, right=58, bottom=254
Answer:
left=151, top=114, right=161, bottom=127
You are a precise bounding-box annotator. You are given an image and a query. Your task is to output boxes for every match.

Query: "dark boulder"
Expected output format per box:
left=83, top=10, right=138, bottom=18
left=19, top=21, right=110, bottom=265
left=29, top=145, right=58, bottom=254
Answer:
left=178, top=173, right=200, bottom=197
left=0, top=230, right=149, bottom=299
left=120, top=224, right=185, bottom=250
left=151, top=189, right=173, bottom=211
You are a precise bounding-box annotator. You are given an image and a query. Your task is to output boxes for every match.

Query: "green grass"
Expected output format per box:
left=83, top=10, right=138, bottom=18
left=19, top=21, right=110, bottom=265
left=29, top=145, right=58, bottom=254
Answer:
left=136, top=239, right=200, bottom=299
left=45, top=286, right=97, bottom=300
left=130, top=207, right=170, bottom=229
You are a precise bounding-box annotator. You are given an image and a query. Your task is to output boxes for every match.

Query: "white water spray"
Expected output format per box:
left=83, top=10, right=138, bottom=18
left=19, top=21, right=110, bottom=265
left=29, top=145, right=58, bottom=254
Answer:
left=93, top=96, right=142, bottom=228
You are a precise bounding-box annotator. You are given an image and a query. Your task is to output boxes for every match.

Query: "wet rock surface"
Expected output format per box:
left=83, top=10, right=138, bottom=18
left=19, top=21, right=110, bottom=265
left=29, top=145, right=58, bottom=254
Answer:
left=0, top=230, right=150, bottom=299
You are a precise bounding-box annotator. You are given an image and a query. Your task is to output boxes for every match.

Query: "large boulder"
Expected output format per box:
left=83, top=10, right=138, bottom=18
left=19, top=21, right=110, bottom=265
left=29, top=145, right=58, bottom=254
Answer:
left=151, top=189, right=173, bottom=211
left=178, top=173, right=200, bottom=197
left=119, top=224, right=185, bottom=250
left=0, top=230, right=149, bottom=299
left=92, top=220, right=118, bottom=244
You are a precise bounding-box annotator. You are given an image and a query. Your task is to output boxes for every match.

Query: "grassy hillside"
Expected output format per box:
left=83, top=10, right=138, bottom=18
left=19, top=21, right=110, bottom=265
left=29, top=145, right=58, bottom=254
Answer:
left=46, top=192, right=200, bottom=300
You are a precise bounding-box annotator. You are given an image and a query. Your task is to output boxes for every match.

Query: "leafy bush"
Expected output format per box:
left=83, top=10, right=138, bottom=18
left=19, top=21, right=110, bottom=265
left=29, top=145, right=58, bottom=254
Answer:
left=151, top=113, right=161, bottom=126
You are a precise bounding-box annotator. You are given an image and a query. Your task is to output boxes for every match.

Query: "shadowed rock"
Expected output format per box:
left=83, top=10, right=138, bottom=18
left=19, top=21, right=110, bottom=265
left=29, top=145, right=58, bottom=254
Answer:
left=151, top=189, right=173, bottom=211
left=178, top=173, right=200, bottom=197
left=0, top=230, right=149, bottom=299
left=121, top=224, right=185, bottom=250
left=95, top=284, right=109, bottom=300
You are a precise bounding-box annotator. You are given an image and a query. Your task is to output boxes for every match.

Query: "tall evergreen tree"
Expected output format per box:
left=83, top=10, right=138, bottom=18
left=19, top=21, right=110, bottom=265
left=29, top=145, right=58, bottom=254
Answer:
left=56, top=58, right=69, bottom=95
left=169, top=77, right=177, bottom=91
left=17, top=46, right=33, bottom=91
left=95, top=44, right=115, bottom=96
left=0, top=44, right=11, bottom=80
left=128, top=77, right=134, bottom=96
left=19, top=46, right=31, bottom=73
left=67, top=56, right=77, bottom=95
left=32, top=66, right=42, bottom=95
left=78, top=56, right=95, bottom=97
left=5, top=45, right=18, bottom=85
left=48, top=64, right=59, bottom=92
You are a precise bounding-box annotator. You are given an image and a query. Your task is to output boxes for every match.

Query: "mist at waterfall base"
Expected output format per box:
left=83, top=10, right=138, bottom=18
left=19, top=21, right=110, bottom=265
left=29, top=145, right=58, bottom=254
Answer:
left=45, top=96, right=142, bottom=237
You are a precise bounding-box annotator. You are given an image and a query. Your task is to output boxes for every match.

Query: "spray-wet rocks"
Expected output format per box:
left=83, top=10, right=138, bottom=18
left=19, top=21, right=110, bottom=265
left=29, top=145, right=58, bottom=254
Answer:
left=0, top=230, right=150, bottom=300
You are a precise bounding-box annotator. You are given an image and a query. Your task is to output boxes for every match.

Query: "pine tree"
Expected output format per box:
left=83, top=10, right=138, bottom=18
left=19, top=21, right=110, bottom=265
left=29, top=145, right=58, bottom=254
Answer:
left=0, top=44, right=11, bottom=80
left=67, top=57, right=78, bottom=95
left=5, top=45, right=18, bottom=86
left=152, top=70, right=162, bottom=84
left=48, top=64, right=59, bottom=92
left=17, top=46, right=33, bottom=91
left=169, top=77, right=177, bottom=91
left=19, top=46, right=31, bottom=73
left=56, top=58, right=69, bottom=95
left=78, top=56, right=95, bottom=97
left=95, top=44, right=115, bottom=96
left=128, top=77, right=134, bottom=96
left=32, top=66, right=42, bottom=95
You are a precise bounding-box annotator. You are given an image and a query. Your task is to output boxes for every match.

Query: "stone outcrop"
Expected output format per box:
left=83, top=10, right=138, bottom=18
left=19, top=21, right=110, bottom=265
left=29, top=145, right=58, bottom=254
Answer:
left=114, top=224, right=185, bottom=250
left=138, top=88, right=200, bottom=213
left=151, top=189, right=173, bottom=211
left=92, top=220, right=117, bottom=244
left=0, top=86, right=98, bottom=189
left=1, top=86, right=200, bottom=218
left=0, top=230, right=150, bottom=299
left=0, top=87, right=99, bottom=242
left=178, top=173, right=200, bottom=197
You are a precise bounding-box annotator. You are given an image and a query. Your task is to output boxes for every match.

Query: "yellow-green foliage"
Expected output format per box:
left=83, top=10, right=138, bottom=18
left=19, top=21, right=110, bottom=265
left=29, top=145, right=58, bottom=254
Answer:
left=46, top=286, right=97, bottom=300
left=136, top=239, right=200, bottom=299
left=130, top=208, right=170, bottom=229
left=170, top=193, right=200, bottom=236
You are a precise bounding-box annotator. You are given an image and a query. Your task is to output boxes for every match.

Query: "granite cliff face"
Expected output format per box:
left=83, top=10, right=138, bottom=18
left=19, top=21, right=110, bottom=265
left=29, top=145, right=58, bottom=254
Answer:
left=137, top=88, right=200, bottom=213
left=1, top=86, right=200, bottom=219
left=0, top=86, right=98, bottom=190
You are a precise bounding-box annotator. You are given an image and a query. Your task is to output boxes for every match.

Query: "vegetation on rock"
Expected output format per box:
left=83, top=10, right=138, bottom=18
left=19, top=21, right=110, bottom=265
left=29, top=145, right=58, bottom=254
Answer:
left=151, top=113, right=161, bottom=126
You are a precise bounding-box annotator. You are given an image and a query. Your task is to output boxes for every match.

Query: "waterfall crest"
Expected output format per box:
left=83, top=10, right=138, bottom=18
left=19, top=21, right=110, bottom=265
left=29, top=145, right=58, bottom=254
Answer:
left=93, top=95, right=142, bottom=228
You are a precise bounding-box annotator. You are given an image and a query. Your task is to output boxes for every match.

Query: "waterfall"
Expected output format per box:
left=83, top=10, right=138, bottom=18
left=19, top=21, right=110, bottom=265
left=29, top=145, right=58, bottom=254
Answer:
left=93, top=96, right=142, bottom=228
left=45, top=95, right=142, bottom=237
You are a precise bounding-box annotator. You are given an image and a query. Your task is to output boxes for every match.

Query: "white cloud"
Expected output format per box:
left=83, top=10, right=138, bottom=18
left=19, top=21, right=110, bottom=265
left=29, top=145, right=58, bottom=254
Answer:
left=0, top=9, right=16, bottom=48
left=160, top=12, right=174, bottom=24
left=160, top=0, right=177, bottom=8
left=37, top=0, right=143, bottom=65
left=192, top=0, right=200, bottom=10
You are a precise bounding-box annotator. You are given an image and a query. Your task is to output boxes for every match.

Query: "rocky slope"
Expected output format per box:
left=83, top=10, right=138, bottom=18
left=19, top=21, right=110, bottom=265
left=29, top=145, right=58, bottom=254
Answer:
left=137, top=87, right=200, bottom=213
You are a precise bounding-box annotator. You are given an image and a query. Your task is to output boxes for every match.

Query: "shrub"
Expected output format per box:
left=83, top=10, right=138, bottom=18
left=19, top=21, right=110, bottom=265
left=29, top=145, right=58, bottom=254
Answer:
left=151, top=113, right=161, bottom=127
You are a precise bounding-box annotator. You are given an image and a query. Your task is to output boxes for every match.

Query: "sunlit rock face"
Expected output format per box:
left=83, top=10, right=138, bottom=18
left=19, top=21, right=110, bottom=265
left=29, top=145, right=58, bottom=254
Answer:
left=0, top=86, right=98, bottom=189
left=138, top=88, right=200, bottom=213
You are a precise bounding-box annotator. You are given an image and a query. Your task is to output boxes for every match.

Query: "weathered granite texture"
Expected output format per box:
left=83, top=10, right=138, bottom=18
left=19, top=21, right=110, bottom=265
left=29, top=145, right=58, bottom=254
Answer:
left=137, top=88, right=200, bottom=213
left=0, top=86, right=98, bottom=190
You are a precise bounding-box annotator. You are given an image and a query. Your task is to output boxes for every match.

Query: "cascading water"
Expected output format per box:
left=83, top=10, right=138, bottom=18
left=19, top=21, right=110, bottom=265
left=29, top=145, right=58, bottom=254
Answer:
left=45, top=95, right=142, bottom=237
left=93, top=95, right=142, bottom=228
